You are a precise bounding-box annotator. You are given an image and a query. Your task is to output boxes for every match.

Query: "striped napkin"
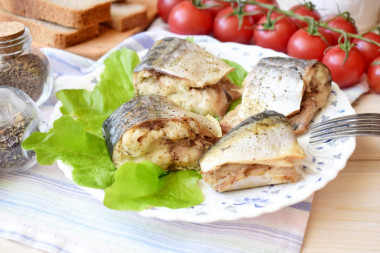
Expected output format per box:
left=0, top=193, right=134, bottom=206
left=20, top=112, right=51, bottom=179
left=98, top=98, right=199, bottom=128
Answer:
left=0, top=27, right=367, bottom=253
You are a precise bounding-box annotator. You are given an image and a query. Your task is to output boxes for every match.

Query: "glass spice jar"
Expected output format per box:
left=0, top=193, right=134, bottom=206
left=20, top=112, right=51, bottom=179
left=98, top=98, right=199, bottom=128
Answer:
left=0, top=86, right=47, bottom=173
left=0, top=21, right=52, bottom=106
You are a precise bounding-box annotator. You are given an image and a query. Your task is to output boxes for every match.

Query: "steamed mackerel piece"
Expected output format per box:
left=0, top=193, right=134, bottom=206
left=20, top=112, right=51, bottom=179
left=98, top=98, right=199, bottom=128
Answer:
left=200, top=110, right=305, bottom=192
left=102, top=95, right=222, bottom=170
left=221, top=57, right=331, bottom=135
left=133, top=37, right=241, bottom=117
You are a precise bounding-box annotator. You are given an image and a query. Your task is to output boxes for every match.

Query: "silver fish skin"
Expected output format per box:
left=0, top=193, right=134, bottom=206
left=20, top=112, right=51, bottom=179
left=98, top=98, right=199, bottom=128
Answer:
left=200, top=110, right=305, bottom=192
left=134, top=37, right=233, bottom=88
left=133, top=37, right=241, bottom=117
left=102, top=94, right=222, bottom=169
left=221, top=56, right=331, bottom=135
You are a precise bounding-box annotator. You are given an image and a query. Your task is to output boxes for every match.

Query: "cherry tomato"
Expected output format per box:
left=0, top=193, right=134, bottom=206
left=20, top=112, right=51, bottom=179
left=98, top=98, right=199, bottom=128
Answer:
left=213, top=7, right=254, bottom=44
left=318, top=27, right=336, bottom=46
left=353, top=32, right=380, bottom=68
left=157, top=0, right=185, bottom=23
left=367, top=57, right=380, bottom=93
left=202, top=0, right=230, bottom=17
left=290, top=3, right=321, bottom=28
left=168, top=1, right=213, bottom=35
left=244, top=0, right=278, bottom=23
left=287, top=29, right=328, bottom=61
left=322, top=46, right=366, bottom=88
left=322, top=16, right=358, bottom=45
left=253, top=13, right=297, bottom=53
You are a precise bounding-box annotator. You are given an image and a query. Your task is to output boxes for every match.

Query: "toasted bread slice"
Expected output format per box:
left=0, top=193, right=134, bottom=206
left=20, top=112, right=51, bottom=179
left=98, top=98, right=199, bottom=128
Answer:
left=0, top=9, right=99, bottom=48
left=0, top=0, right=111, bottom=28
left=103, top=2, right=147, bottom=32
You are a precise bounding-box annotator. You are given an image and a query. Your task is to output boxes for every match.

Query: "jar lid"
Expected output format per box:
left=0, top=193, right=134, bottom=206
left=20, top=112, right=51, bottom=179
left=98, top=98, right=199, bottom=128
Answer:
left=0, top=21, right=25, bottom=42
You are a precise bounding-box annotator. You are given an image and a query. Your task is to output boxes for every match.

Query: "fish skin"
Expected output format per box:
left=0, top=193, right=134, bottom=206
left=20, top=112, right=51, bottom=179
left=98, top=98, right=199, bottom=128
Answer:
left=102, top=94, right=222, bottom=158
left=133, top=37, right=233, bottom=88
left=221, top=56, right=331, bottom=135
left=200, top=110, right=305, bottom=174
left=258, top=57, right=317, bottom=72
left=238, top=57, right=310, bottom=121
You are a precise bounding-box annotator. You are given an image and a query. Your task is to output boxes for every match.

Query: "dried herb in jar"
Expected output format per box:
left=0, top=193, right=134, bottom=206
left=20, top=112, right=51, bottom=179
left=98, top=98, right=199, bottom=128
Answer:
left=0, top=21, right=51, bottom=105
left=0, top=53, right=49, bottom=102
left=0, top=112, right=34, bottom=169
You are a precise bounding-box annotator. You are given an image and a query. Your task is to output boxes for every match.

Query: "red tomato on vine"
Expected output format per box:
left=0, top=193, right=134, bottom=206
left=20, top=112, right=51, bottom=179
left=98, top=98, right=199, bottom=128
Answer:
left=287, top=29, right=329, bottom=61
left=253, top=12, right=297, bottom=53
left=290, top=2, right=321, bottom=28
left=353, top=32, right=380, bottom=68
left=322, top=14, right=358, bottom=45
left=322, top=45, right=366, bottom=88
left=202, top=0, right=231, bottom=17
left=213, top=7, right=254, bottom=44
left=157, top=0, right=185, bottom=23
left=244, top=0, right=278, bottom=22
left=367, top=57, right=380, bottom=93
left=168, top=1, right=213, bottom=35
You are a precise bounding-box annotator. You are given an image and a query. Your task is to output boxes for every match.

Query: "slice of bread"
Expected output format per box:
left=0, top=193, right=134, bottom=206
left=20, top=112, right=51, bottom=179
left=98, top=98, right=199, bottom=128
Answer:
left=0, top=9, right=99, bottom=48
left=103, top=2, right=147, bottom=32
left=0, top=0, right=112, bottom=28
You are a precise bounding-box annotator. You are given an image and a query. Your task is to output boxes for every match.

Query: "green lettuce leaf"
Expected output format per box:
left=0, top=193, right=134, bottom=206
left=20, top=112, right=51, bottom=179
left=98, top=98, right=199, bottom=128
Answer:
left=185, top=37, right=195, bottom=42
left=57, top=48, right=140, bottom=136
left=22, top=116, right=115, bottom=189
left=23, top=44, right=230, bottom=210
left=223, top=58, right=247, bottom=88
left=227, top=97, right=242, bottom=112
left=104, top=161, right=203, bottom=211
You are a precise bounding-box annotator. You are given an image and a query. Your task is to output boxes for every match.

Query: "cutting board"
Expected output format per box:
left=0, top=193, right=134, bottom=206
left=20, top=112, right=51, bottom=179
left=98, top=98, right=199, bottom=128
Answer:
left=34, top=0, right=158, bottom=60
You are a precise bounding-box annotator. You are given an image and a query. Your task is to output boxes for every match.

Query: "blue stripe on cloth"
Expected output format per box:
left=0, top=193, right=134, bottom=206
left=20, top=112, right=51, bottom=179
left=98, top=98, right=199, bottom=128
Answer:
left=132, top=33, right=156, bottom=49
left=0, top=173, right=94, bottom=200
left=0, top=229, right=71, bottom=253
left=47, top=54, right=83, bottom=73
left=1, top=164, right=306, bottom=252
left=1, top=196, right=242, bottom=253
left=0, top=186, right=304, bottom=253
left=290, top=201, right=312, bottom=211
left=166, top=220, right=303, bottom=246
left=1, top=170, right=304, bottom=246
left=2, top=173, right=306, bottom=245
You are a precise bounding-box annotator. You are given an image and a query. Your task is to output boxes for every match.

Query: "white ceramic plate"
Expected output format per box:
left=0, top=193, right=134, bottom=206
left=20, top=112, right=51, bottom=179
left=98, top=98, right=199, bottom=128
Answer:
left=54, top=40, right=356, bottom=223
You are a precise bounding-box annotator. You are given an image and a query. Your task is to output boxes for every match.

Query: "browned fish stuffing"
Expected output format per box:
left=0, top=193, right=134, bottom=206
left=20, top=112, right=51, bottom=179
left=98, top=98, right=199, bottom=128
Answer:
left=133, top=37, right=241, bottom=117
left=200, top=111, right=305, bottom=192
left=220, top=57, right=331, bottom=135
left=102, top=95, right=222, bottom=170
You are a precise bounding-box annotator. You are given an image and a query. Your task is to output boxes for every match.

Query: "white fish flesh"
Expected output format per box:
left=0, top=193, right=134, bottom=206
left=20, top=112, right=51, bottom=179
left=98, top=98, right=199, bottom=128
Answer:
left=133, top=37, right=241, bottom=117
left=102, top=94, right=222, bottom=170
left=221, top=57, right=331, bottom=135
left=200, top=110, right=305, bottom=192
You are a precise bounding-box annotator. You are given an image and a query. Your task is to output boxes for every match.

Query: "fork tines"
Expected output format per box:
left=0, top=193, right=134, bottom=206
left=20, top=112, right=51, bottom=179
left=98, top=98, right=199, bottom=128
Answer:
left=309, top=113, right=380, bottom=143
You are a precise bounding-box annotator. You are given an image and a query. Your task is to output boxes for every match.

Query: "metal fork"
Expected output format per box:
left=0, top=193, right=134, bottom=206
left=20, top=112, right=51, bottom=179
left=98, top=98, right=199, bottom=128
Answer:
left=309, top=113, right=380, bottom=143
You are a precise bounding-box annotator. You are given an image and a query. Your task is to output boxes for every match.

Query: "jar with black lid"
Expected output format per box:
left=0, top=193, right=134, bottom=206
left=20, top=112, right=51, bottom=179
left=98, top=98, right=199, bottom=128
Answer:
left=0, top=21, right=52, bottom=106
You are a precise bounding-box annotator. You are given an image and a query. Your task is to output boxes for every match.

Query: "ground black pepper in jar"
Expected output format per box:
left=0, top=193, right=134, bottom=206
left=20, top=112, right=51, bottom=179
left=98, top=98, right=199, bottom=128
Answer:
left=0, top=21, right=52, bottom=106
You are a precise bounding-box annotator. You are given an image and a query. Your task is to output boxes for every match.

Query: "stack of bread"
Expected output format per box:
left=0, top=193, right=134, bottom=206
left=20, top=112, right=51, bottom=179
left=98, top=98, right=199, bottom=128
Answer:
left=0, top=0, right=148, bottom=48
